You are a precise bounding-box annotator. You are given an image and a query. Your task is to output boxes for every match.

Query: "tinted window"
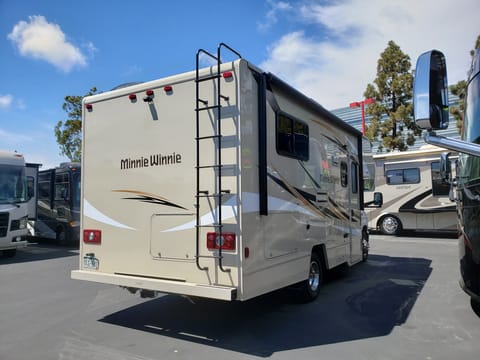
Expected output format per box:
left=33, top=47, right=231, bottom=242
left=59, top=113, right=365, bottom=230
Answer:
left=431, top=161, right=449, bottom=196
left=341, top=161, right=348, bottom=188
left=386, top=168, right=420, bottom=184
left=276, top=113, right=309, bottom=161
left=351, top=162, right=358, bottom=193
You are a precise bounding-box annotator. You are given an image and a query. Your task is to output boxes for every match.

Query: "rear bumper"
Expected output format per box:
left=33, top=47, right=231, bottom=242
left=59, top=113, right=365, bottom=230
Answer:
left=71, top=270, right=237, bottom=301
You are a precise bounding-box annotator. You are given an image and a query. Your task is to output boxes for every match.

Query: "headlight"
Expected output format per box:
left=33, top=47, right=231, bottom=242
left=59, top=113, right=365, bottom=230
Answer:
left=11, top=216, right=28, bottom=231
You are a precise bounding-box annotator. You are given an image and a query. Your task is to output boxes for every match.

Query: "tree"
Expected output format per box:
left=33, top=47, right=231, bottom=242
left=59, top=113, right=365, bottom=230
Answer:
left=55, top=87, right=98, bottom=162
left=363, top=40, right=419, bottom=152
left=449, top=35, right=480, bottom=134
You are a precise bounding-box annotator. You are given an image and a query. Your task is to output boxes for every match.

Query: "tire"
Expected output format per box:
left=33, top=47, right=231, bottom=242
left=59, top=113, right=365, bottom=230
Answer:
left=379, top=215, right=402, bottom=235
left=56, top=226, right=67, bottom=245
left=298, top=253, right=324, bottom=302
left=471, top=298, right=480, bottom=317
left=3, top=249, right=17, bottom=258
left=362, top=228, right=369, bottom=262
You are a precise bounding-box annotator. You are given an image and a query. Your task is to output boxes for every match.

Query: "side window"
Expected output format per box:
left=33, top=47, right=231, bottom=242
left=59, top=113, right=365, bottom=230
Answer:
left=431, top=161, right=449, bottom=196
left=386, top=168, right=420, bottom=185
left=55, top=173, right=70, bottom=201
left=340, top=161, right=348, bottom=187
left=351, top=162, right=358, bottom=194
left=38, top=172, right=51, bottom=208
left=276, top=113, right=309, bottom=161
left=27, top=176, right=35, bottom=198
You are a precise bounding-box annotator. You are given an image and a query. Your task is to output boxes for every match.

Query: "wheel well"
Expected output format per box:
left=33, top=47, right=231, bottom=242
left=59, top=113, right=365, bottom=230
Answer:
left=312, top=244, right=328, bottom=270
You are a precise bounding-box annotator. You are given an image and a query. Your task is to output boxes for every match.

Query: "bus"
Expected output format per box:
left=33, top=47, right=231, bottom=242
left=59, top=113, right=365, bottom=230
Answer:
left=413, top=49, right=480, bottom=315
left=34, top=162, right=81, bottom=244
left=365, top=145, right=457, bottom=235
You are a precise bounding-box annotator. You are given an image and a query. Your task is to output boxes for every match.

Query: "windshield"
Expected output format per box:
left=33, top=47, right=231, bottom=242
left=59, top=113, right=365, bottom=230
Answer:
left=72, top=171, right=81, bottom=208
left=458, top=70, right=480, bottom=184
left=0, top=164, right=27, bottom=204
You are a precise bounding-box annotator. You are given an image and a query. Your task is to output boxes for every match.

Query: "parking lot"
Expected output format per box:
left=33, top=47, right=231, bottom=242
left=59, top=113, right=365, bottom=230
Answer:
left=1, top=234, right=479, bottom=360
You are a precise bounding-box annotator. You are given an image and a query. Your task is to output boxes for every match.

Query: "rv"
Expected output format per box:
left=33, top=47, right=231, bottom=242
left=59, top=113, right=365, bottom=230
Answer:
left=365, top=145, right=457, bottom=235
left=413, top=49, right=480, bottom=315
left=72, top=43, right=371, bottom=302
left=0, top=151, right=30, bottom=257
left=34, top=162, right=81, bottom=244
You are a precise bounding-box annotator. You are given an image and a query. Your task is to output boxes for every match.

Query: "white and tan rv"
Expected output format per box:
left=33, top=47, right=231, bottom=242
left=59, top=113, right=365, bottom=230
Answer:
left=0, top=151, right=31, bottom=258
left=365, top=145, right=457, bottom=235
left=72, top=44, right=369, bottom=302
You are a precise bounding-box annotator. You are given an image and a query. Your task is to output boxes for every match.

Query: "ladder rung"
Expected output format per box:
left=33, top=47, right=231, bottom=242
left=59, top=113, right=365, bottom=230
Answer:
left=196, top=75, right=221, bottom=83
left=196, top=135, right=222, bottom=140
left=196, top=165, right=222, bottom=169
left=196, top=192, right=229, bottom=198
left=196, top=224, right=223, bottom=228
left=196, top=105, right=220, bottom=112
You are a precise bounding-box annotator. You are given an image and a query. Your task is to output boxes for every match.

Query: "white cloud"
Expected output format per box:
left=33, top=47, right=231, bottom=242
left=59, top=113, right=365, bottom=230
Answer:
left=257, top=0, right=292, bottom=32
left=7, top=15, right=88, bottom=72
left=260, top=0, right=479, bottom=109
left=0, top=95, right=13, bottom=109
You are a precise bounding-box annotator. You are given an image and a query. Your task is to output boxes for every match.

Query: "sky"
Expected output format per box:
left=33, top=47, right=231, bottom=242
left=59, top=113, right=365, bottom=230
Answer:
left=0, top=0, right=479, bottom=169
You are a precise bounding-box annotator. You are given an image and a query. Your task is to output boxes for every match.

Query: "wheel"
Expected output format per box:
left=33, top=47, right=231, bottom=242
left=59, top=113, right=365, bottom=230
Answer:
left=56, top=226, right=67, bottom=245
left=362, top=228, right=369, bottom=262
left=3, top=249, right=17, bottom=258
left=379, top=215, right=402, bottom=235
left=471, top=298, right=480, bottom=317
left=298, top=253, right=323, bottom=302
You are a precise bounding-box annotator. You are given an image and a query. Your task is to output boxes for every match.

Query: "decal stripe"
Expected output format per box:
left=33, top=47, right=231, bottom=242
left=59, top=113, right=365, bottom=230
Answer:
left=112, top=189, right=188, bottom=210
left=84, top=199, right=135, bottom=230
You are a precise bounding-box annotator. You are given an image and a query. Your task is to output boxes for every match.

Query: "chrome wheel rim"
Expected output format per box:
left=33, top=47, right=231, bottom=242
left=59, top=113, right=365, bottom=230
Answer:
left=383, top=217, right=398, bottom=234
left=308, top=261, right=320, bottom=292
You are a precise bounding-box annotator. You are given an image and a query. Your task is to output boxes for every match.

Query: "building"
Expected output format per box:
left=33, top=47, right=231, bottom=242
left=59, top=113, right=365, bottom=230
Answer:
left=331, top=92, right=461, bottom=153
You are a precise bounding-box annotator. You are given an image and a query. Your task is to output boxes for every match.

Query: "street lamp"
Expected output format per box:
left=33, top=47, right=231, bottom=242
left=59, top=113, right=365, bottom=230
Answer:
left=349, top=98, right=375, bottom=135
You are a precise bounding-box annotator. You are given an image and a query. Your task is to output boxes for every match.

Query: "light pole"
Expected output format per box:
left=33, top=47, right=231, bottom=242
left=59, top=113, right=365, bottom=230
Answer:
left=349, top=98, right=375, bottom=135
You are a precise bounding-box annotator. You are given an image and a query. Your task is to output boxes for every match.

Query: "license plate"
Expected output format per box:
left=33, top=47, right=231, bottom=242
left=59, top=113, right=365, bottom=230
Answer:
left=83, top=256, right=99, bottom=270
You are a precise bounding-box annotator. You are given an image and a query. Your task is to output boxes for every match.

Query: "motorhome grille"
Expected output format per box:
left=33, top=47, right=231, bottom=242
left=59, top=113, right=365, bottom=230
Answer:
left=0, top=212, right=9, bottom=237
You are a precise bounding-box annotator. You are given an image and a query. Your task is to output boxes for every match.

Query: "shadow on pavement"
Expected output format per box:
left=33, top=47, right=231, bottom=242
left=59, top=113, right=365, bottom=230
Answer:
left=100, top=254, right=432, bottom=357
left=0, top=240, right=77, bottom=264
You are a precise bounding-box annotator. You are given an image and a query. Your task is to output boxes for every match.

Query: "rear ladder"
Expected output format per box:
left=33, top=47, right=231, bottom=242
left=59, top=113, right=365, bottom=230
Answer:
left=194, top=43, right=241, bottom=272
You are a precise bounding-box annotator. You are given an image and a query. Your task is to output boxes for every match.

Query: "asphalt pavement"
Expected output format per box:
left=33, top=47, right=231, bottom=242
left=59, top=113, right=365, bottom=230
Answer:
left=0, top=235, right=478, bottom=360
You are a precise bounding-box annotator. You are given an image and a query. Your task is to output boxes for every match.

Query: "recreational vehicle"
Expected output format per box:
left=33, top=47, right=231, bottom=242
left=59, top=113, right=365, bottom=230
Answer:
left=0, top=151, right=30, bottom=257
left=72, top=43, right=370, bottom=302
left=34, top=162, right=81, bottom=244
left=365, top=145, right=457, bottom=235
left=413, top=49, right=480, bottom=315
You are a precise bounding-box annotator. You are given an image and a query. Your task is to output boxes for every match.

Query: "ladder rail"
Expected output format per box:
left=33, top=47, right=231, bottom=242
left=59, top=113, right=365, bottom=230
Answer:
left=194, top=44, right=242, bottom=273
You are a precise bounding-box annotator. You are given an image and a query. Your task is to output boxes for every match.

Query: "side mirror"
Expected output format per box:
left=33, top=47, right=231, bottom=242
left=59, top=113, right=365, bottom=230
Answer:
left=365, top=192, right=383, bottom=208
left=373, top=192, right=383, bottom=207
left=440, top=152, right=452, bottom=182
left=413, top=50, right=449, bottom=130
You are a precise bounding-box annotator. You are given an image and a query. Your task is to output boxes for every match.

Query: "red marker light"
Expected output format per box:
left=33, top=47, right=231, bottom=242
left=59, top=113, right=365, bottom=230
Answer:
left=164, top=85, right=172, bottom=92
left=206, top=232, right=236, bottom=251
left=83, top=229, right=101, bottom=244
left=85, top=104, right=93, bottom=110
left=146, top=89, right=154, bottom=96
left=223, top=71, right=233, bottom=79
left=128, top=94, right=137, bottom=100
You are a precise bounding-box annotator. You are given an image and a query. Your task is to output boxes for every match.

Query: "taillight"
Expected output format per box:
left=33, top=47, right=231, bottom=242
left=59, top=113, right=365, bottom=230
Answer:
left=206, top=232, right=236, bottom=251
left=83, top=229, right=101, bottom=244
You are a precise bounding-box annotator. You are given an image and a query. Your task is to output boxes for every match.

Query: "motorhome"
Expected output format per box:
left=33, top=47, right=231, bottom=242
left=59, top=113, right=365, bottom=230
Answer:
left=0, top=151, right=30, bottom=257
left=365, top=145, right=457, bottom=235
left=33, top=162, right=81, bottom=244
left=72, top=43, right=370, bottom=302
left=413, top=49, right=480, bottom=315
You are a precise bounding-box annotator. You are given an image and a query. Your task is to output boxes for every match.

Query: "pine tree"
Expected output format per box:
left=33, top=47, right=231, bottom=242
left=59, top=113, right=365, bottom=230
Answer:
left=364, top=41, right=419, bottom=152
